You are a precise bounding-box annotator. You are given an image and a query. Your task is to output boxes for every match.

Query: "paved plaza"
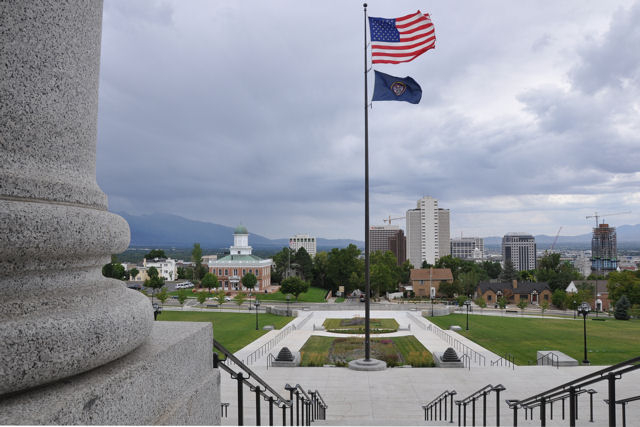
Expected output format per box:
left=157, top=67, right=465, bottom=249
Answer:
left=220, top=309, right=639, bottom=426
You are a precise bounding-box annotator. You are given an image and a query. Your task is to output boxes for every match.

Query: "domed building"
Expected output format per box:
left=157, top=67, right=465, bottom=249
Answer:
left=209, top=226, right=273, bottom=292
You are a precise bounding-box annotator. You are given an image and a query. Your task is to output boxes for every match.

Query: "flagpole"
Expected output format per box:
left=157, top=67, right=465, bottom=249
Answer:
left=363, top=2, right=371, bottom=362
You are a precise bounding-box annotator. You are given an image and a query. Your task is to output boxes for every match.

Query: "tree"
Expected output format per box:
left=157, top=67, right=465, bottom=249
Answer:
left=311, top=251, right=329, bottom=289
left=517, top=299, right=528, bottom=313
left=607, top=271, right=640, bottom=305
left=459, top=270, right=481, bottom=297
left=102, top=255, right=127, bottom=280
left=144, top=249, right=166, bottom=259
left=177, top=266, right=192, bottom=280
left=280, top=277, right=310, bottom=301
left=234, top=292, right=246, bottom=307
left=157, top=287, right=168, bottom=305
left=536, top=252, right=581, bottom=291
left=438, top=281, right=461, bottom=298
left=144, top=266, right=165, bottom=303
left=500, top=260, right=517, bottom=281
left=518, top=270, right=536, bottom=282
left=201, top=272, right=219, bottom=294
left=177, top=289, right=188, bottom=306
left=326, top=244, right=361, bottom=295
left=370, top=251, right=400, bottom=295
left=197, top=291, right=207, bottom=305
left=614, top=295, right=631, bottom=320
left=498, top=297, right=507, bottom=309
left=271, top=266, right=283, bottom=285
left=294, top=247, right=314, bottom=281
left=421, top=260, right=432, bottom=269
left=552, top=289, right=568, bottom=310
left=399, top=260, right=413, bottom=285
left=475, top=297, right=487, bottom=310
left=456, top=295, right=468, bottom=307
left=128, top=267, right=139, bottom=280
left=241, top=272, right=257, bottom=293
left=481, top=261, right=502, bottom=280
left=215, top=290, right=226, bottom=309
left=191, top=243, right=203, bottom=282
left=541, top=301, right=549, bottom=316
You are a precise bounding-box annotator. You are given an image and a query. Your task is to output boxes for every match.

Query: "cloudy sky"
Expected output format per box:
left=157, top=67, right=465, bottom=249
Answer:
left=97, top=0, right=640, bottom=240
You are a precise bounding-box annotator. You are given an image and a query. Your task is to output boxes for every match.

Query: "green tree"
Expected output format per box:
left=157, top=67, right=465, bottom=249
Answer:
left=177, top=266, right=193, bottom=280
left=399, top=260, right=413, bottom=284
left=459, top=270, right=481, bottom=296
left=191, top=243, right=203, bottom=282
left=438, top=281, right=462, bottom=298
left=271, top=266, right=283, bottom=284
left=197, top=291, right=207, bottom=305
left=178, top=289, right=188, bottom=305
left=614, top=295, right=631, bottom=320
left=500, top=260, right=517, bottom=281
left=518, top=270, right=536, bottom=282
left=370, top=251, right=400, bottom=295
left=294, top=247, right=314, bottom=281
left=517, top=299, right=528, bottom=313
left=326, top=244, right=361, bottom=294
left=128, top=267, right=139, bottom=280
left=456, top=295, right=468, bottom=307
left=551, top=289, right=568, bottom=309
left=156, top=287, right=168, bottom=305
left=241, top=272, right=257, bottom=293
left=498, top=297, right=507, bottom=309
left=201, top=272, right=219, bottom=294
left=607, top=271, right=640, bottom=305
left=215, top=290, right=226, bottom=309
left=541, top=300, right=549, bottom=316
left=421, top=260, right=432, bottom=269
left=481, top=261, right=502, bottom=280
left=273, top=247, right=295, bottom=281
left=234, top=292, right=246, bottom=307
left=144, top=266, right=165, bottom=303
left=144, top=249, right=167, bottom=259
left=475, top=297, right=487, bottom=310
left=102, top=256, right=127, bottom=280
left=536, top=252, right=581, bottom=291
left=311, top=251, right=329, bottom=289
left=280, top=276, right=310, bottom=301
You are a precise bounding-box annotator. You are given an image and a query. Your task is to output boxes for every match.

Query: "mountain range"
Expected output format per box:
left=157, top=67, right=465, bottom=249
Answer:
left=116, top=212, right=640, bottom=250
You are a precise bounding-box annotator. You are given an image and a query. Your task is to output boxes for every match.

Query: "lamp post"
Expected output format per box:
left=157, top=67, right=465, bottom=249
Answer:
left=286, top=294, right=291, bottom=316
left=577, top=302, right=591, bottom=365
left=431, top=297, right=435, bottom=317
left=255, top=299, right=260, bottom=330
left=573, top=299, right=577, bottom=319
left=152, top=303, right=162, bottom=321
left=464, top=299, right=471, bottom=330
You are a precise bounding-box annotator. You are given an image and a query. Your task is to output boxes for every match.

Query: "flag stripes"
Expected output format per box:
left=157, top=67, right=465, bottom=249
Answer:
left=370, top=11, right=436, bottom=64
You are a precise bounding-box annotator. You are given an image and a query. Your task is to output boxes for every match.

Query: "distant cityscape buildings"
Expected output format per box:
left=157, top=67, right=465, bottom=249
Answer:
left=591, top=223, right=618, bottom=274
left=450, top=237, right=485, bottom=261
left=405, top=196, right=450, bottom=267
left=369, top=225, right=406, bottom=265
left=289, top=234, right=317, bottom=256
left=502, top=232, right=536, bottom=271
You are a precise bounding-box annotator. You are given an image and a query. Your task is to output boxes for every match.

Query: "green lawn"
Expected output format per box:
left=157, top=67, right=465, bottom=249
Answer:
left=323, top=318, right=399, bottom=333
left=253, top=286, right=328, bottom=303
left=156, top=311, right=294, bottom=354
left=428, top=314, right=640, bottom=365
left=299, top=335, right=433, bottom=367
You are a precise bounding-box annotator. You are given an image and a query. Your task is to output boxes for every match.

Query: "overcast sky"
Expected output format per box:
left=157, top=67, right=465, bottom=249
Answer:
left=97, top=0, right=640, bottom=240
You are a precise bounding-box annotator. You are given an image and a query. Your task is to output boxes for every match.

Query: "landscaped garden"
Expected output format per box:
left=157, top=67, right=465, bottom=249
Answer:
left=251, top=286, right=328, bottom=303
left=156, top=311, right=294, bottom=353
left=322, top=317, right=399, bottom=334
left=428, top=313, right=640, bottom=365
left=299, top=335, right=434, bottom=367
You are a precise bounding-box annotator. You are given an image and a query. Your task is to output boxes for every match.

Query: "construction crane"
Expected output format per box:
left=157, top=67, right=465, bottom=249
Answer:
left=551, top=226, right=563, bottom=251
left=585, top=211, right=631, bottom=228
left=383, top=215, right=405, bottom=224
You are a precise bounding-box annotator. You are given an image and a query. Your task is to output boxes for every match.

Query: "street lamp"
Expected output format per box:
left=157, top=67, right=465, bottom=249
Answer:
left=577, top=302, right=591, bottom=365
left=286, top=294, right=291, bottom=316
left=152, top=302, right=162, bottom=321
left=464, top=299, right=472, bottom=330
left=255, top=299, right=260, bottom=330
left=573, top=299, right=577, bottom=319
left=431, top=297, right=435, bottom=317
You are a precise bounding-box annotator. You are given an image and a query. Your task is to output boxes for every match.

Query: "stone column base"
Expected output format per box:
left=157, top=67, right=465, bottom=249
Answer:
left=0, top=322, right=220, bottom=425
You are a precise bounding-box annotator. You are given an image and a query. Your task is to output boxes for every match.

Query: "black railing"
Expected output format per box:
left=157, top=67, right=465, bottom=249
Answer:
left=221, top=402, right=230, bottom=418
left=604, top=394, right=640, bottom=427
left=213, top=339, right=327, bottom=425
left=491, top=353, right=515, bottom=369
left=422, top=390, right=456, bottom=423
left=509, top=355, right=640, bottom=427
left=536, top=351, right=559, bottom=369
left=454, top=384, right=506, bottom=427
left=285, top=384, right=328, bottom=426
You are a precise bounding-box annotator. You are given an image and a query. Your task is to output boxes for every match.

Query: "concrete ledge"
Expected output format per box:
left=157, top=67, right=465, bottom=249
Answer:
left=348, top=358, right=387, bottom=371
left=537, top=350, right=579, bottom=367
left=0, top=322, right=220, bottom=425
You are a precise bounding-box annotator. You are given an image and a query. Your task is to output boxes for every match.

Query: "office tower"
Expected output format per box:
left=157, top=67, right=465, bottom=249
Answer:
left=591, top=224, right=617, bottom=275
left=388, top=230, right=407, bottom=266
left=438, top=208, right=450, bottom=258
left=289, top=234, right=317, bottom=256
left=451, top=237, right=485, bottom=261
left=502, top=233, right=536, bottom=271
left=406, top=196, right=443, bottom=267
left=370, top=225, right=406, bottom=265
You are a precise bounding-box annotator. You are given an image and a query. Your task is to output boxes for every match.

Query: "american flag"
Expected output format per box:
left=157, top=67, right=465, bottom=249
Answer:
left=369, top=11, right=436, bottom=64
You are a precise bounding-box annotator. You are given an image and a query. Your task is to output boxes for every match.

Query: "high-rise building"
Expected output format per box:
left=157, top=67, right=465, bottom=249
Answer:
left=451, top=237, right=485, bottom=261
left=591, top=224, right=617, bottom=275
left=369, top=225, right=406, bottom=265
left=502, top=233, right=536, bottom=271
left=438, top=208, right=450, bottom=258
left=406, top=196, right=449, bottom=267
left=289, top=234, right=316, bottom=256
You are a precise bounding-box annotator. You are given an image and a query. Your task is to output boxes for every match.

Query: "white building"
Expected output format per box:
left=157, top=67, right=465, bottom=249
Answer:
left=142, top=257, right=177, bottom=281
left=451, top=237, right=485, bottom=261
left=209, top=226, right=273, bottom=291
left=406, top=196, right=448, bottom=267
left=502, top=232, right=536, bottom=271
left=289, top=234, right=317, bottom=256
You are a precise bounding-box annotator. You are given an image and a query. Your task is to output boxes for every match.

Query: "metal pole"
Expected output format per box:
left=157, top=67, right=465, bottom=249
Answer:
left=495, top=389, right=502, bottom=427
left=466, top=304, right=469, bottom=330
left=483, top=392, right=487, bottom=427
left=256, top=301, right=259, bottom=330
left=582, top=312, right=589, bottom=364
left=363, top=1, right=371, bottom=362
left=296, top=392, right=300, bottom=426
left=589, top=392, right=594, bottom=423
left=621, top=403, right=626, bottom=427
left=463, top=403, right=467, bottom=427
left=255, top=386, right=262, bottom=426
left=282, top=404, right=287, bottom=426
left=540, top=397, right=546, bottom=427
left=512, top=405, right=518, bottom=427
left=569, top=387, right=576, bottom=427
left=269, top=397, right=274, bottom=426
left=289, top=390, right=294, bottom=426
left=236, top=373, right=245, bottom=426
left=608, top=372, right=616, bottom=427
left=472, top=398, right=476, bottom=426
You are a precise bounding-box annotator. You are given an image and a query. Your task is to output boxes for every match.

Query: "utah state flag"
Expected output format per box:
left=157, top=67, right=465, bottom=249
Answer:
left=372, top=70, right=422, bottom=104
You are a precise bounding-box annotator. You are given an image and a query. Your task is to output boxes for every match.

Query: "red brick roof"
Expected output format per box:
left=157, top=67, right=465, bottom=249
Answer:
left=409, top=268, right=453, bottom=282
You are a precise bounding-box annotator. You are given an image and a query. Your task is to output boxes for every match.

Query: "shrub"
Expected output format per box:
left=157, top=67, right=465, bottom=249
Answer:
left=614, top=295, right=631, bottom=320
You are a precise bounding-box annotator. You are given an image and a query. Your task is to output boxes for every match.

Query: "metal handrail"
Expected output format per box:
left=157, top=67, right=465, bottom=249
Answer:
left=427, top=323, right=486, bottom=367
left=244, top=322, right=298, bottom=365
left=491, top=353, right=515, bottom=369
left=310, top=390, right=328, bottom=409
left=455, top=384, right=506, bottom=427
left=406, top=312, right=427, bottom=329
left=422, top=390, right=456, bottom=423
left=536, top=351, right=559, bottom=369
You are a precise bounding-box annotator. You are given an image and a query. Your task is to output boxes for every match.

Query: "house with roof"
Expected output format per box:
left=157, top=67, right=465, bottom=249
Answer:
left=208, top=226, right=273, bottom=292
left=408, top=268, right=454, bottom=297
left=477, top=280, right=551, bottom=306
left=567, top=280, right=610, bottom=311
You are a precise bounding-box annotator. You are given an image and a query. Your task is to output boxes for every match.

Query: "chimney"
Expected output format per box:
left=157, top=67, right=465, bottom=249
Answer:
left=512, top=279, right=518, bottom=289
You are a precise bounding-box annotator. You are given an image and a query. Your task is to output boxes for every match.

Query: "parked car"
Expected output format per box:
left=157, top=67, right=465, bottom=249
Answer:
left=176, top=281, right=194, bottom=289
left=127, top=284, right=142, bottom=291
left=225, top=296, right=232, bottom=302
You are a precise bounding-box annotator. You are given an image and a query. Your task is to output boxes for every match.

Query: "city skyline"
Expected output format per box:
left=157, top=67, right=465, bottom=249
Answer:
left=97, top=1, right=640, bottom=240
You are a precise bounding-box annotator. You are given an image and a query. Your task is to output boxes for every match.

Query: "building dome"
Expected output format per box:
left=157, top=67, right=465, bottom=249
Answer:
left=234, top=225, right=248, bottom=235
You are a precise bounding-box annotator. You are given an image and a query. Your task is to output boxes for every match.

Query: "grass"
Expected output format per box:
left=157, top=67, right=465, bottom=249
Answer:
left=335, top=297, right=345, bottom=303
left=428, top=314, right=640, bottom=365
left=252, top=286, right=328, bottom=303
left=156, top=311, right=293, bottom=354
left=299, top=335, right=434, bottom=367
left=322, top=318, right=399, bottom=333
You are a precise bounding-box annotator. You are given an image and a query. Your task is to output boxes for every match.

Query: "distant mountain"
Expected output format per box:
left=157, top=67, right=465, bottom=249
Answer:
left=482, top=224, right=640, bottom=247
left=115, top=212, right=363, bottom=250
